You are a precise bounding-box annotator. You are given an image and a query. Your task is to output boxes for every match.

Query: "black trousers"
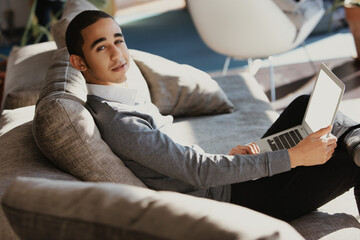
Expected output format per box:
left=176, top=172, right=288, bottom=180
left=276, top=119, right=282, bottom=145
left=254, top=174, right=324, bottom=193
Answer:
left=230, top=95, right=360, bottom=221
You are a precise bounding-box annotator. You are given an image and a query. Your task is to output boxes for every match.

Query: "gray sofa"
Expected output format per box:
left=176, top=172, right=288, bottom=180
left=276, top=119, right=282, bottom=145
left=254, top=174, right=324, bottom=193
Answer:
left=1, top=0, right=360, bottom=239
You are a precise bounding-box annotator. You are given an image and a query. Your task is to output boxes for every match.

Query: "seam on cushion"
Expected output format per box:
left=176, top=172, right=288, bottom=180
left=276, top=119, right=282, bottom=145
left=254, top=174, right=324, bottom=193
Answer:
left=56, top=94, right=86, bottom=105
left=39, top=93, right=86, bottom=106
left=2, top=203, right=167, bottom=240
left=62, top=57, right=69, bottom=99
left=55, top=98, right=118, bottom=183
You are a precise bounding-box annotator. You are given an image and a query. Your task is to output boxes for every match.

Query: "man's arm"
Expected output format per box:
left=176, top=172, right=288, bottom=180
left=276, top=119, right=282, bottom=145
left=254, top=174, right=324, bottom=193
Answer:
left=86, top=96, right=292, bottom=189
left=229, top=126, right=337, bottom=168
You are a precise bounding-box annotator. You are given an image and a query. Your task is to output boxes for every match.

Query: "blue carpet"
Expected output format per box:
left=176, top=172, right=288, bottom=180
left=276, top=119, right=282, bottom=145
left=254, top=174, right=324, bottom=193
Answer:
left=0, top=45, right=12, bottom=59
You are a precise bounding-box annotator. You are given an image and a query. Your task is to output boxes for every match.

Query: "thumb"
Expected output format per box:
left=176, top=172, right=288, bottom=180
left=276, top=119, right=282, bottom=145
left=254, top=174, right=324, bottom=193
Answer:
left=310, top=125, right=332, bottom=138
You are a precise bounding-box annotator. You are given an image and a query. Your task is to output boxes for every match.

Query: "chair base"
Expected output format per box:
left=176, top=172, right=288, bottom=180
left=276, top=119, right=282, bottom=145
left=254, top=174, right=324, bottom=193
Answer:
left=221, top=42, right=317, bottom=102
left=222, top=56, right=276, bottom=102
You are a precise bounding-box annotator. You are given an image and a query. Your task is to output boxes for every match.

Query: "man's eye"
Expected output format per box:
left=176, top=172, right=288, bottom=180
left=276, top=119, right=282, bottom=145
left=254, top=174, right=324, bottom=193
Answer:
left=96, top=46, right=105, bottom=52
left=115, top=40, right=124, bottom=44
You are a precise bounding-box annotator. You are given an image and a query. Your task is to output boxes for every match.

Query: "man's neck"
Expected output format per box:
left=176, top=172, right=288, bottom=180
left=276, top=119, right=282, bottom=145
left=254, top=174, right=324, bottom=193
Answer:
left=111, top=81, right=128, bottom=88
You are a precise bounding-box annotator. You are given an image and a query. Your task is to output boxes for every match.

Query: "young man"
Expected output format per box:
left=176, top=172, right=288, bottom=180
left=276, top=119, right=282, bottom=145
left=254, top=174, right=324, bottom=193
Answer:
left=65, top=10, right=360, bottom=221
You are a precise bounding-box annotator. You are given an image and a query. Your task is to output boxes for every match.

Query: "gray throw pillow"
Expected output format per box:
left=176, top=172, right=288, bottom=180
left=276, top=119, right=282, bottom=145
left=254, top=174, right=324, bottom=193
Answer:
left=0, top=105, right=35, bottom=136
left=130, top=49, right=234, bottom=117
left=51, top=0, right=98, bottom=48
left=1, top=41, right=57, bottom=112
left=32, top=47, right=145, bottom=187
left=2, top=177, right=304, bottom=240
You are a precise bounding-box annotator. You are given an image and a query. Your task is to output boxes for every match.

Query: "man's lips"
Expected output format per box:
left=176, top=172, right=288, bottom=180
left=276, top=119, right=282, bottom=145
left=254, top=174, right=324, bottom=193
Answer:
left=111, top=63, right=127, bottom=71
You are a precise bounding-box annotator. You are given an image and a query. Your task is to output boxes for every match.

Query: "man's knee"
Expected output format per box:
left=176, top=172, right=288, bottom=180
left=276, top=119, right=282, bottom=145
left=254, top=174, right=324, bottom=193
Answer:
left=282, top=95, right=310, bottom=118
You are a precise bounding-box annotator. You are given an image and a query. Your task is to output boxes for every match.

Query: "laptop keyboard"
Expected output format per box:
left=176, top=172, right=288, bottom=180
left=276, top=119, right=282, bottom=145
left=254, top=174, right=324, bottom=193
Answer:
left=267, top=129, right=303, bottom=151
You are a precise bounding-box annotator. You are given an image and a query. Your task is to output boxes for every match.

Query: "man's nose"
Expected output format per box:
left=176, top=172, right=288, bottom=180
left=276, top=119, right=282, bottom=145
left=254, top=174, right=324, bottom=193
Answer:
left=110, top=45, right=122, bottom=60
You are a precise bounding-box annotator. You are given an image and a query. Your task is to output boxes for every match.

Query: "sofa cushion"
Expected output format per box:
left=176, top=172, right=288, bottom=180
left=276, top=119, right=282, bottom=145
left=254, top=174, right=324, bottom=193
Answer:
left=2, top=177, right=304, bottom=240
left=164, top=73, right=279, bottom=154
left=1, top=41, right=57, bottom=112
left=33, top=47, right=145, bottom=187
left=0, top=105, right=35, bottom=136
left=130, top=49, right=234, bottom=116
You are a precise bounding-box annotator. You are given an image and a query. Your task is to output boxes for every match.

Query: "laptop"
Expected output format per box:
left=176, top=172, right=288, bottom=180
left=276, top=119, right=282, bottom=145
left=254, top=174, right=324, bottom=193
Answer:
left=255, top=63, right=345, bottom=153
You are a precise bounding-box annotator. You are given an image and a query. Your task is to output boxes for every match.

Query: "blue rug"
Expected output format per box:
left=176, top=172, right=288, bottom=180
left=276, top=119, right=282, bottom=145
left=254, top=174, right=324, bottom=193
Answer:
left=0, top=45, right=12, bottom=59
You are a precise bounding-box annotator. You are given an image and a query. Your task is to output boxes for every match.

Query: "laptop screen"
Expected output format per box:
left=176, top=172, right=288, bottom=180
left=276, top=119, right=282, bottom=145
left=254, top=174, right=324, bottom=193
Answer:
left=303, top=65, right=345, bottom=133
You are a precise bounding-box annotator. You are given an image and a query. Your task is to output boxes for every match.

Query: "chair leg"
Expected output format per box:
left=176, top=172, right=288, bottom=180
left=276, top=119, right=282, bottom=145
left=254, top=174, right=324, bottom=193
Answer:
left=222, top=56, right=231, bottom=76
left=248, top=58, right=262, bottom=75
left=248, top=58, right=254, bottom=75
left=268, top=56, right=276, bottom=102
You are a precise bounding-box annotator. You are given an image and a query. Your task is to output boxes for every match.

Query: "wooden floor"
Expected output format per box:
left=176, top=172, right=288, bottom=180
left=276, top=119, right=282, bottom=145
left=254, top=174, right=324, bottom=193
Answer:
left=216, top=57, right=360, bottom=111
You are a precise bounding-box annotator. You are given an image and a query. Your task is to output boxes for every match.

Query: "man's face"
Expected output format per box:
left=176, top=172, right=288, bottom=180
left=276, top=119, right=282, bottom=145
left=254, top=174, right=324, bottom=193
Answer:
left=79, top=17, right=130, bottom=85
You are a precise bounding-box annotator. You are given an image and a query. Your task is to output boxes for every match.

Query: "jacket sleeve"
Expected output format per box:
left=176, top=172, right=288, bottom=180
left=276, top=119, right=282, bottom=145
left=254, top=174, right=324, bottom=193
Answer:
left=87, top=97, right=291, bottom=189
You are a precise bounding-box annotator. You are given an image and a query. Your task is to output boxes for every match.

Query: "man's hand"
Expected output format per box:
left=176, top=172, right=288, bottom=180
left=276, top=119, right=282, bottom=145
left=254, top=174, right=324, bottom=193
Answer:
left=288, top=126, right=337, bottom=168
left=229, top=143, right=260, bottom=155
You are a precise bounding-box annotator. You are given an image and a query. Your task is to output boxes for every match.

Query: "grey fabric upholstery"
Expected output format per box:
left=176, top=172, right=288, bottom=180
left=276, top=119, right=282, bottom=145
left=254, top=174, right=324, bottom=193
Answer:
left=51, top=0, right=98, bottom=48
left=0, top=106, right=35, bottom=136
left=130, top=49, right=234, bottom=116
left=0, top=107, right=77, bottom=240
left=165, top=73, right=279, bottom=154
left=2, top=177, right=304, bottom=240
left=0, top=42, right=57, bottom=112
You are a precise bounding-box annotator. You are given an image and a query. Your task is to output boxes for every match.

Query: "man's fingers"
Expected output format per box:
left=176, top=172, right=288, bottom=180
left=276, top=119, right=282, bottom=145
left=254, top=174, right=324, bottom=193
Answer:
left=321, top=133, right=337, bottom=146
left=254, top=143, right=260, bottom=154
left=243, top=145, right=254, bottom=154
left=311, top=125, right=332, bottom=138
left=250, top=143, right=260, bottom=154
left=231, top=149, right=247, bottom=155
left=229, top=144, right=260, bottom=155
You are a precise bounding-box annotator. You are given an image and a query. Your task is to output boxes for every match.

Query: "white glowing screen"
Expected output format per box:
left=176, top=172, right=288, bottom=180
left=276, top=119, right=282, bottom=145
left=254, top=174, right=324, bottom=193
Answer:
left=304, top=69, right=343, bottom=132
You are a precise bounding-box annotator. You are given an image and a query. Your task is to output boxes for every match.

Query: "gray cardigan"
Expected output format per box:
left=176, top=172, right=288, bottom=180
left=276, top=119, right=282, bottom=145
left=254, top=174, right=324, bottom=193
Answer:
left=86, top=95, right=291, bottom=202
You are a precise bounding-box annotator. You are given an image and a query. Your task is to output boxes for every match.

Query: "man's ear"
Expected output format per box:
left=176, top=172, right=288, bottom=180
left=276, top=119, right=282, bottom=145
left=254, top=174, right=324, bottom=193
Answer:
left=69, top=54, right=87, bottom=72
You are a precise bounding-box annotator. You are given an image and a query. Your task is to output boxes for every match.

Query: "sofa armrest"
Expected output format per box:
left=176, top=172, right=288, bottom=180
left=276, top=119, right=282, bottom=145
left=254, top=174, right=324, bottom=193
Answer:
left=2, top=177, right=304, bottom=240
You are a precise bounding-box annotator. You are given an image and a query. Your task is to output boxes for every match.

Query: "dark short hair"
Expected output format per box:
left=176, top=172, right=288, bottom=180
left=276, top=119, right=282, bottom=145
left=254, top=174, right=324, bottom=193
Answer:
left=65, top=10, right=113, bottom=58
